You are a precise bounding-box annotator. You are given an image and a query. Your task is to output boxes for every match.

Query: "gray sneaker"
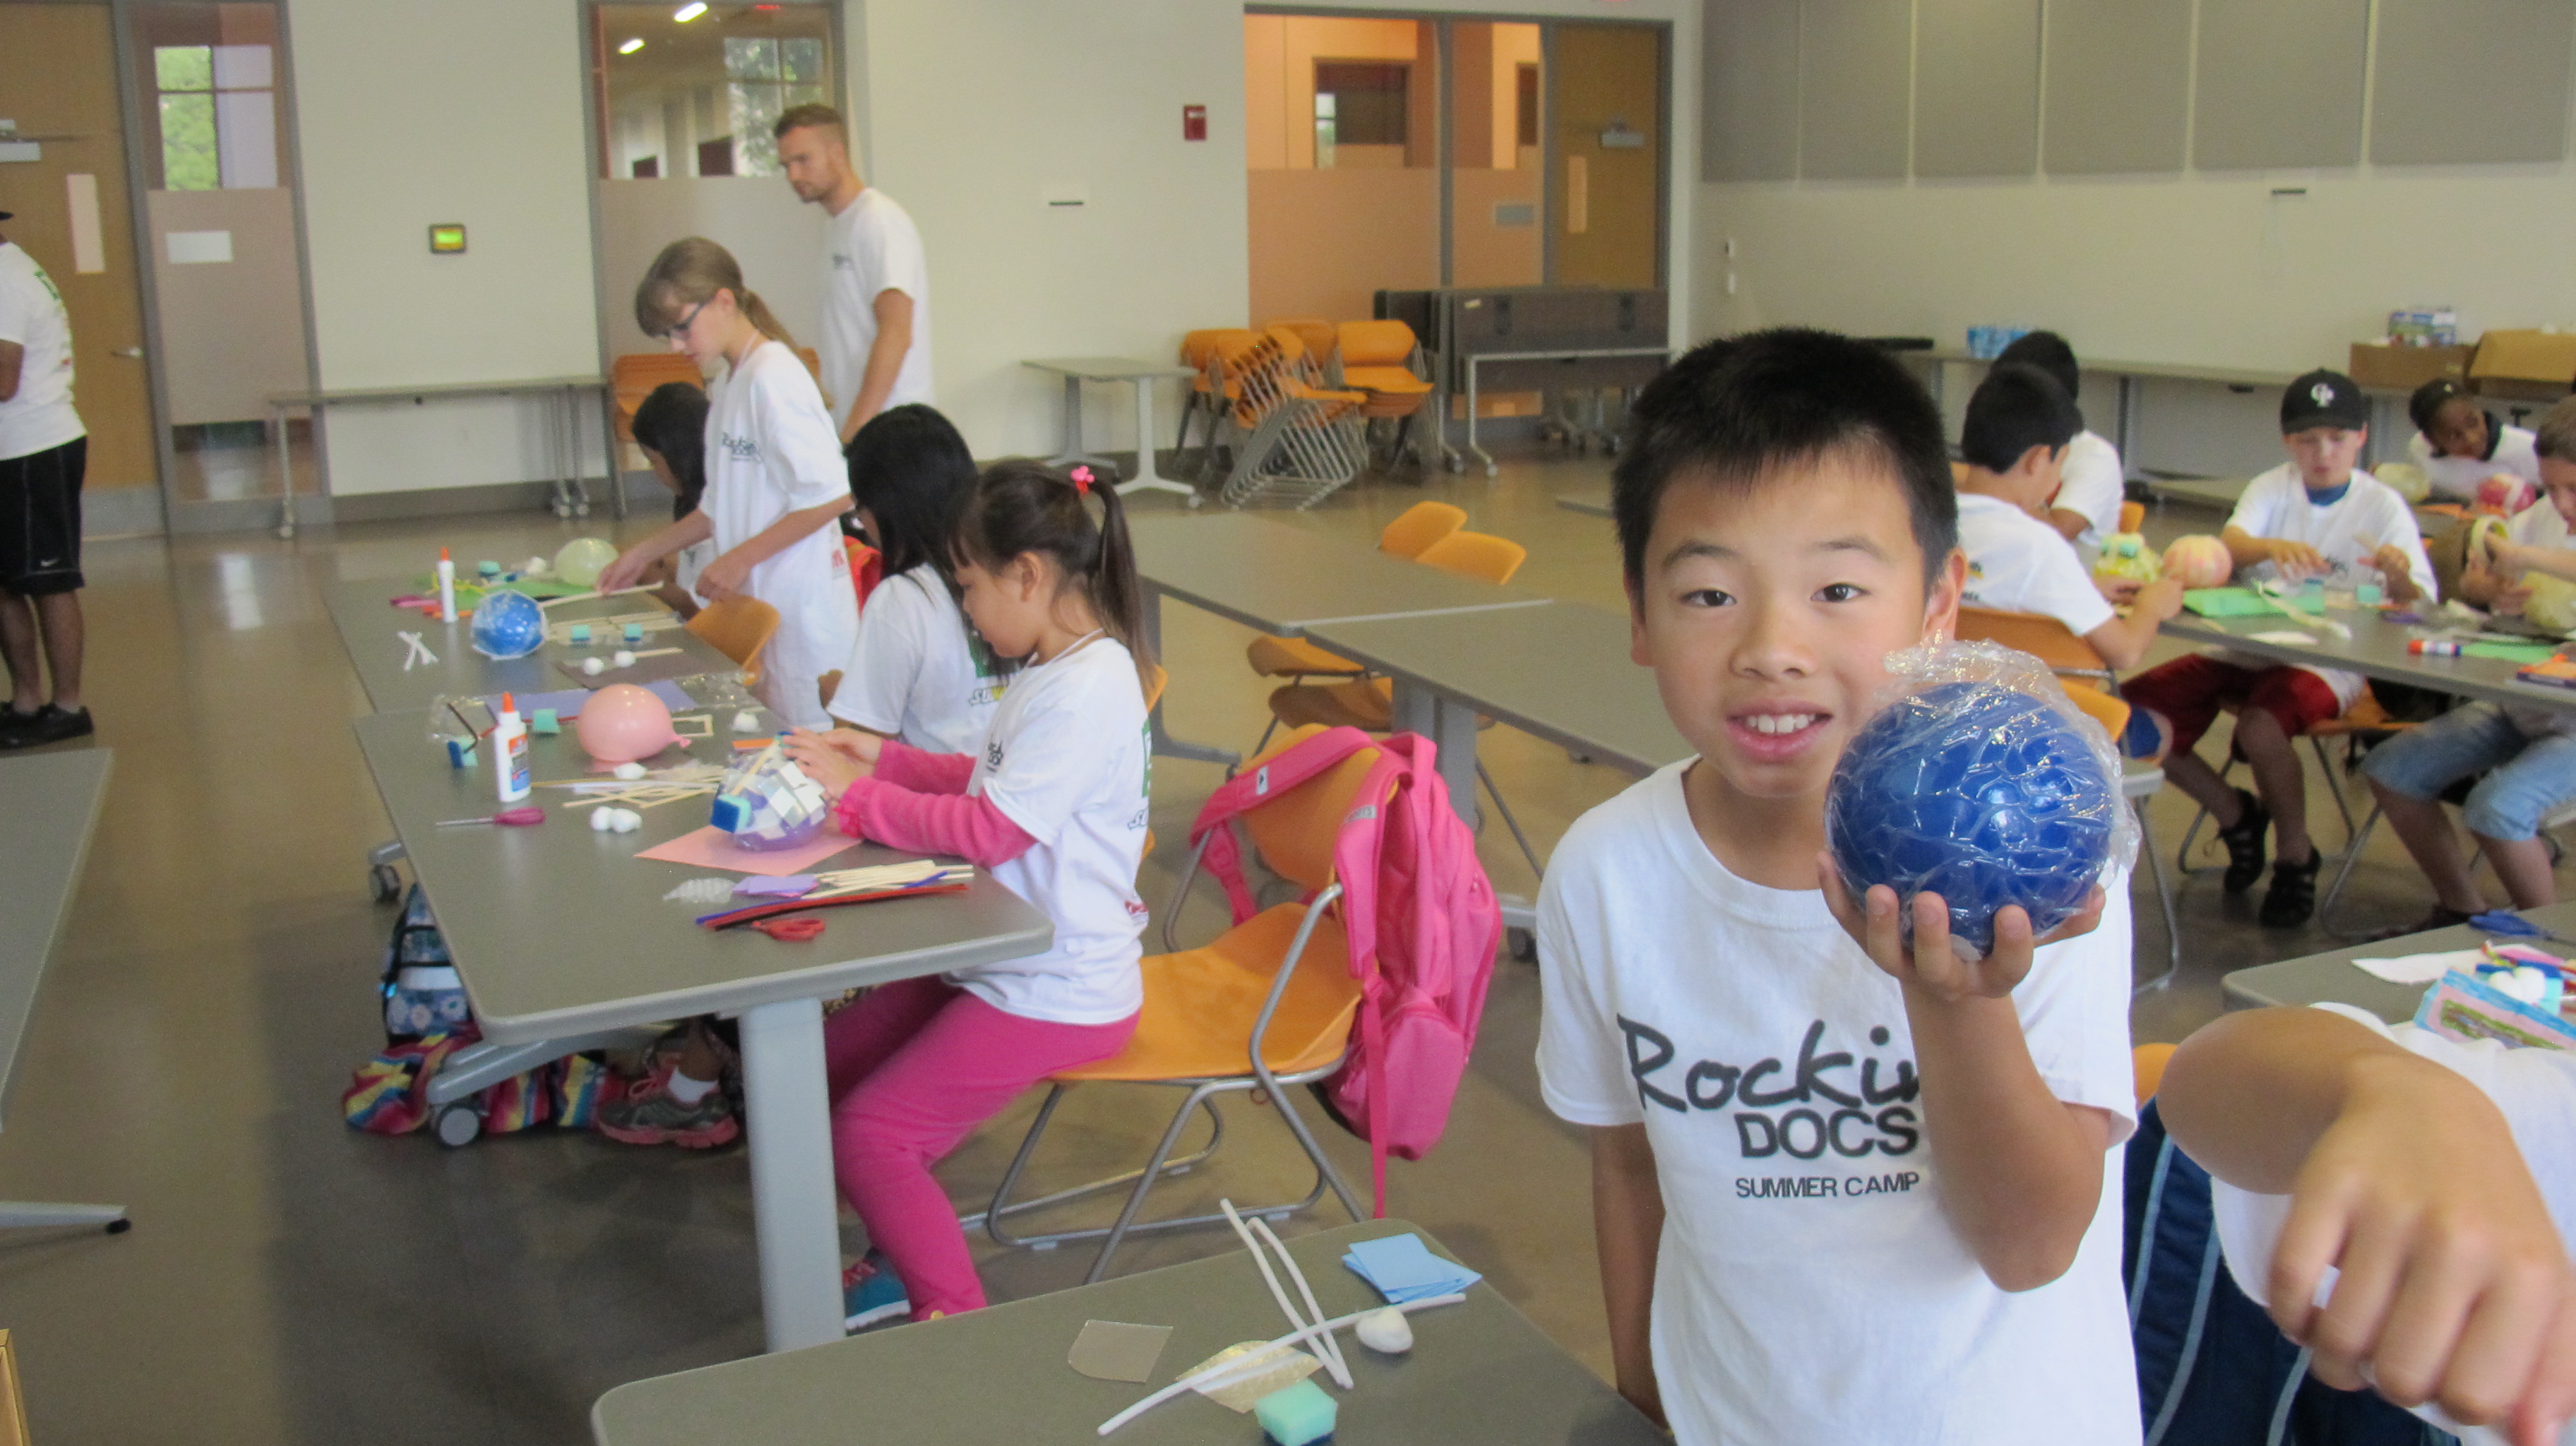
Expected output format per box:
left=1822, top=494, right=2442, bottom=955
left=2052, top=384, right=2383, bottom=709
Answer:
left=595, top=1066, right=739, bottom=1148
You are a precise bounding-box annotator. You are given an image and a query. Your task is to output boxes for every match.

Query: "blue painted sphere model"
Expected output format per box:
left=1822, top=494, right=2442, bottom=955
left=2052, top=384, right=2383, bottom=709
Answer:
left=470, top=587, right=547, bottom=661
left=1825, top=680, right=2117, bottom=956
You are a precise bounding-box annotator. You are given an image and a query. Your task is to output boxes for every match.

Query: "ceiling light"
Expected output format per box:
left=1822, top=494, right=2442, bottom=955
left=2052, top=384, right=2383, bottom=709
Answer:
left=673, top=2, right=707, bottom=20
left=617, top=36, right=644, bottom=53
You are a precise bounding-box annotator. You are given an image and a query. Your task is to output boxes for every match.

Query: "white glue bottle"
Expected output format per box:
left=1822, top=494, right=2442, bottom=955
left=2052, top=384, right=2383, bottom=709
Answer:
left=493, top=692, right=531, bottom=804
left=436, top=547, right=457, bottom=621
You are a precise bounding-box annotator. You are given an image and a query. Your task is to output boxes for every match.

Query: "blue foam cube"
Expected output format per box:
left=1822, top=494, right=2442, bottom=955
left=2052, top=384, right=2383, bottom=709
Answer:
left=1253, top=1380, right=1336, bottom=1446
left=446, top=738, right=476, bottom=767
left=623, top=622, right=645, bottom=645
left=569, top=624, right=592, bottom=647
left=530, top=708, right=561, bottom=735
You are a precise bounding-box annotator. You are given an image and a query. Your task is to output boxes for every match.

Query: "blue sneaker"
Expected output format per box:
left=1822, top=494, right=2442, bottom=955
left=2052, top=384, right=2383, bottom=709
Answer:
left=843, top=1251, right=911, bottom=1332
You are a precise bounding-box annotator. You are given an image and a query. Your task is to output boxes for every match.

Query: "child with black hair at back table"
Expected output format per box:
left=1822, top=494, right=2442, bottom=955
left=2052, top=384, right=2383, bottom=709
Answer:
left=2119, top=370, right=2435, bottom=930
left=811, top=404, right=1006, bottom=756
left=2366, top=395, right=2576, bottom=930
left=1537, top=328, right=2140, bottom=1444
left=1996, top=330, right=2126, bottom=549
left=628, top=381, right=712, bottom=620
left=2160, top=1005, right=2576, bottom=1446
left=2411, top=377, right=2544, bottom=503
left=780, top=459, right=1150, bottom=1332
left=600, top=237, right=857, bottom=729
left=1956, top=363, right=2184, bottom=672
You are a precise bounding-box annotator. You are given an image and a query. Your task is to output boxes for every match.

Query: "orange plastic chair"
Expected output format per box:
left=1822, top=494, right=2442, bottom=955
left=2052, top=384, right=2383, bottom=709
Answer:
left=1245, top=503, right=1470, bottom=684
left=684, top=594, right=781, bottom=691
left=1261, top=318, right=1339, bottom=371
left=1414, top=529, right=1527, bottom=584
left=2119, top=501, right=2147, bottom=534
left=1335, top=319, right=1436, bottom=426
left=975, top=725, right=1378, bottom=1279
left=1175, top=328, right=1256, bottom=460
left=1953, top=606, right=2117, bottom=693
left=2133, top=1043, right=2178, bottom=1106
left=613, top=353, right=703, bottom=443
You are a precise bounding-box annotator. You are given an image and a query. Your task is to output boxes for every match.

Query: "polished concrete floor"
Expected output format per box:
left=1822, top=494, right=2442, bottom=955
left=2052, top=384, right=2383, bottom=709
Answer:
left=0, top=451, right=2512, bottom=1442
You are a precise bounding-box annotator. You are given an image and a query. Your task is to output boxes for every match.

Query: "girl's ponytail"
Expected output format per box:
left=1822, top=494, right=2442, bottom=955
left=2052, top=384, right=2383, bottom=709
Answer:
left=739, top=289, right=796, bottom=348
left=1086, top=475, right=1148, bottom=676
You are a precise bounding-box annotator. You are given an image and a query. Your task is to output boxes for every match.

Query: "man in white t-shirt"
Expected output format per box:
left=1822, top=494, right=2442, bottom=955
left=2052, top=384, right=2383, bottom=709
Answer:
left=1997, top=330, right=2126, bottom=548
left=0, top=215, right=92, bottom=749
left=775, top=104, right=932, bottom=445
left=2161, top=1003, right=2576, bottom=1445
left=2122, top=369, right=2435, bottom=929
left=2363, top=395, right=2576, bottom=931
left=1542, top=330, right=2140, bottom=1445
left=1957, top=364, right=2181, bottom=674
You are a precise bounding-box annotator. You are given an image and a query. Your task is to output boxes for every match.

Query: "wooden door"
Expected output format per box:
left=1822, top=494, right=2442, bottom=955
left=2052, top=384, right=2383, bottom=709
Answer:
left=1549, top=23, right=1662, bottom=289
left=0, top=4, right=158, bottom=495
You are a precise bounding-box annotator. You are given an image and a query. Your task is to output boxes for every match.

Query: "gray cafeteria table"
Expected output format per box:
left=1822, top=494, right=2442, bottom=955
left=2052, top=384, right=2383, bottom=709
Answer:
left=1555, top=488, right=1612, bottom=518
left=323, top=575, right=737, bottom=715
left=2159, top=601, right=2576, bottom=716
left=1125, top=513, right=1550, bottom=766
left=2223, top=902, right=2576, bottom=1021
left=0, top=749, right=126, bottom=1234
left=1024, top=357, right=1198, bottom=499
left=352, top=709, right=1051, bottom=1353
left=590, top=1217, right=1664, bottom=1446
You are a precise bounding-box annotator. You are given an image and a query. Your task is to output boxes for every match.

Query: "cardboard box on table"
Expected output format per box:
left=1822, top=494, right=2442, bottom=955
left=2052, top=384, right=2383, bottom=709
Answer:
left=2470, top=330, right=2576, bottom=402
left=2349, top=342, right=2473, bottom=393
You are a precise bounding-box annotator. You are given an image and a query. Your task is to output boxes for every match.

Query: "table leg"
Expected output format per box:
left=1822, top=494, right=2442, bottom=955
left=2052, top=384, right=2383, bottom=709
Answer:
left=0, top=1202, right=128, bottom=1231
left=1043, top=375, right=1119, bottom=473
left=1390, top=678, right=1479, bottom=825
left=2117, top=375, right=2140, bottom=474
left=275, top=401, right=298, bottom=540
left=739, top=996, right=845, bottom=1354
left=1116, top=377, right=1194, bottom=500
left=1465, top=357, right=1496, bottom=477
left=1140, top=586, right=1239, bottom=767
left=604, top=384, right=628, bottom=520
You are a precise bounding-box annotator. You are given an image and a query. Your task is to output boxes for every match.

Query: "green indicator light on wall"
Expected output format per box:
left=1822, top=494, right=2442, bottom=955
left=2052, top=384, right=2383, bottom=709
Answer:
left=428, top=224, right=466, bottom=255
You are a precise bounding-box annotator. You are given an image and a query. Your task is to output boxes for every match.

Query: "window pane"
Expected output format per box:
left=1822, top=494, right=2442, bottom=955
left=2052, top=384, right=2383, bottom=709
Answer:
left=155, top=44, right=211, bottom=92
left=595, top=3, right=833, bottom=179
left=1314, top=61, right=1409, bottom=148
left=724, top=36, right=777, bottom=80
left=729, top=83, right=784, bottom=174
left=160, top=91, right=218, bottom=189
left=212, top=43, right=273, bottom=90
left=781, top=36, right=823, bottom=84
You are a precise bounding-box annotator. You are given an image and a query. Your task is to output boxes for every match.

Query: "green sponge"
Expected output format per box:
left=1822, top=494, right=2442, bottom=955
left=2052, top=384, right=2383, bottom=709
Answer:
left=1253, top=1378, right=1336, bottom=1446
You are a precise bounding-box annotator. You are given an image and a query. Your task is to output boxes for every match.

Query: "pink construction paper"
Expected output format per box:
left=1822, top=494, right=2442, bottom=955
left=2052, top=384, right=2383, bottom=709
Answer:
left=635, top=826, right=858, bottom=876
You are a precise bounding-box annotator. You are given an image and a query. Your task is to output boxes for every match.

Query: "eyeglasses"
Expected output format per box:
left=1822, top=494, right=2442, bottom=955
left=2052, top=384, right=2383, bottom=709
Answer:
left=660, top=299, right=708, bottom=342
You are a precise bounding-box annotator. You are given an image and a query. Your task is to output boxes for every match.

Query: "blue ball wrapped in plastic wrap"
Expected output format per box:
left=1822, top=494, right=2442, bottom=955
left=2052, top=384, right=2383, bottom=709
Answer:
left=468, top=587, right=547, bottom=661
left=710, top=743, right=831, bottom=852
left=1825, top=643, right=2132, bottom=958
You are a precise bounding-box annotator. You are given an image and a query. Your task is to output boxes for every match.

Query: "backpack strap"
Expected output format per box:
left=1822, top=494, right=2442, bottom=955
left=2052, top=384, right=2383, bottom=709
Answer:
left=1189, top=725, right=1381, bottom=924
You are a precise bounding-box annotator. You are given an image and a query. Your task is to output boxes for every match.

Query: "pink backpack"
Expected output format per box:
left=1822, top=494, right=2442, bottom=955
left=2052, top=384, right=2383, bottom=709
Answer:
left=1190, top=726, right=1502, bottom=1216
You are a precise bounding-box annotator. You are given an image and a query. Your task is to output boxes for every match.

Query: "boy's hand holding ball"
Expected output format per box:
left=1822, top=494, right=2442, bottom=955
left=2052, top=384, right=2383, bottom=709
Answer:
left=1819, top=861, right=2106, bottom=1001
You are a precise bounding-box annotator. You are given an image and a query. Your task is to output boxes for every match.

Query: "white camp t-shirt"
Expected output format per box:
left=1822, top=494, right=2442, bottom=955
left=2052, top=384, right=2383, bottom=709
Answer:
left=2219, top=464, right=2439, bottom=710
left=1958, top=492, right=2118, bottom=639
left=953, top=635, right=1149, bottom=1026
left=1537, top=763, right=2142, bottom=1446
left=2212, top=1004, right=2576, bottom=1446
left=2056, top=429, right=2128, bottom=548
left=818, top=189, right=934, bottom=423
left=701, top=340, right=857, bottom=729
left=2411, top=423, right=2544, bottom=502
left=0, top=241, right=85, bottom=462
left=2500, top=500, right=2576, bottom=737
left=826, top=563, right=1006, bottom=754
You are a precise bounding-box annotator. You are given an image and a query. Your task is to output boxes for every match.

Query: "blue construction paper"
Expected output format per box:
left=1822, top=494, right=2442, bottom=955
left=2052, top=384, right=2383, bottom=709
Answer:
left=481, top=679, right=691, bottom=723
left=1343, top=1233, right=1481, bottom=1303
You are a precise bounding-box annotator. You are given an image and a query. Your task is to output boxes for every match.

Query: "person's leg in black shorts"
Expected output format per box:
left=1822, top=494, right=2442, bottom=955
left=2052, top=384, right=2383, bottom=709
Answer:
left=0, top=436, right=91, bottom=746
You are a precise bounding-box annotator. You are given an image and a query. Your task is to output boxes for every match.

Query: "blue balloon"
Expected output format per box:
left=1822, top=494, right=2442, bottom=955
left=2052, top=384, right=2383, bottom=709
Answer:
left=469, top=587, right=547, bottom=661
left=1825, top=680, right=2116, bottom=956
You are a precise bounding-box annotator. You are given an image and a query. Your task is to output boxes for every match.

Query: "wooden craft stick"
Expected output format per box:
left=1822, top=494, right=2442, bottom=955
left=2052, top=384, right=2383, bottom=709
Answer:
left=537, top=584, right=662, bottom=609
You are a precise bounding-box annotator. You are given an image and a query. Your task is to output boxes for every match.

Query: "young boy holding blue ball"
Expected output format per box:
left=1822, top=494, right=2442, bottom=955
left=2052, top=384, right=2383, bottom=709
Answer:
left=1536, top=329, right=2140, bottom=1443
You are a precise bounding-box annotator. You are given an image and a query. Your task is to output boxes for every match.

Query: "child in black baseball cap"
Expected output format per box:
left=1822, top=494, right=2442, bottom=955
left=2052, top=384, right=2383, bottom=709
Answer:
left=2119, top=369, right=2435, bottom=928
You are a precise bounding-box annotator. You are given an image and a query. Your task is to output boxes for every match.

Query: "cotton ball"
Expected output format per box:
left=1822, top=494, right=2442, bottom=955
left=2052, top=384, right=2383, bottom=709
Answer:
left=582, top=656, right=606, bottom=676
left=612, top=650, right=636, bottom=668
left=589, top=808, right=614, bottom=833
left=525, top=556, right=551, bottom=578
left=732, top=710, right=763, bottom=734
left=613, top=761, right=647, bottom=781
left=612, top=808, right=643, bottom=833
left=1354, top=1307, right=1412, bottom=1354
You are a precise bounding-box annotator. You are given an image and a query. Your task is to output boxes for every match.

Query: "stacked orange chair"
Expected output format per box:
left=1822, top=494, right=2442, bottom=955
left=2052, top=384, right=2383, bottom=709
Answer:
left=1215, top=328, right=1372, bottom=509
left=1335, top=320, right=1438, bottom=467
left=1261, top=318, right=1339, bottom=371
left=1175, top=328, right=1258, bottom=467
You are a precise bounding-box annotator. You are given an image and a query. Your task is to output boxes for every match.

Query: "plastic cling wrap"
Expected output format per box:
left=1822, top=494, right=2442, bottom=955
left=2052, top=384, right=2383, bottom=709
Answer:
left=1825, top=641, right=2135, bottom=958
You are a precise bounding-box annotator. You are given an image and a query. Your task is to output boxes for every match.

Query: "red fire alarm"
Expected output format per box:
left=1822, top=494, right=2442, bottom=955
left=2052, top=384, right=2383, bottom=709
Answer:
left=1182, top=104, right=1207, bottom=142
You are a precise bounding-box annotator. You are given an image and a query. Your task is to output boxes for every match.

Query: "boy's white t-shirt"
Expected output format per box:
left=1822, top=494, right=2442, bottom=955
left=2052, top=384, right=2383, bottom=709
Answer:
left=2211, top=1004, right=2576, bottom=1446
left=826, top=563, right=1006, bottom=754
left=1537, top=762, right=2142, bottom=1446
left=954, top=635, right=1149, bottom=1026
left=2219, top=464, right=2439, bottom=709
left=2057, top=429, right=2128, bottom=548
left=2410, top=424, right=2543, bottom=502
left=702, top=340, right=858, bottom=729
left=2500, top=501, right=2576, bottom=736
left=0, top=241, right=85, bottom=462
left=818, top=189, right=935, bottom=422
left=1957, top=492, right=2118, bottom=639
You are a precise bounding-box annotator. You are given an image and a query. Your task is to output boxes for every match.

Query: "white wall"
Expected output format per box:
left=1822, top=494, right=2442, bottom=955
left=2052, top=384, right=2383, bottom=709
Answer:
left=595, top=177, right=828, bottom=362
left=287, top=0, right=602, bottom=494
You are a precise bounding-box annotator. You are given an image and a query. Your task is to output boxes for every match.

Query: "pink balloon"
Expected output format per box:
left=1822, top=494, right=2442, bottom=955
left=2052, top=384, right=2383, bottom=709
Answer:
left=2161, top=534, right=2233, bottom=590
left=577, top=683, right=678, bottom=764
left=2478, top=472, right=2538, bottom=517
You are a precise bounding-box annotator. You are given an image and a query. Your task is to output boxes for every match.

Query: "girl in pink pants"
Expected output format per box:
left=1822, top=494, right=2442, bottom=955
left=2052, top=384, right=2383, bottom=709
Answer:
left=789, top=458, right=1152, bottom=1326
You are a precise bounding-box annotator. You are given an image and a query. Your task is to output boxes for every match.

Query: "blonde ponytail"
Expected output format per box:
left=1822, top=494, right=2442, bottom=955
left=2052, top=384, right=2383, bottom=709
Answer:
left=635, top=237, right=794, bottom=347
left=738, top=289, right=794, bottom=347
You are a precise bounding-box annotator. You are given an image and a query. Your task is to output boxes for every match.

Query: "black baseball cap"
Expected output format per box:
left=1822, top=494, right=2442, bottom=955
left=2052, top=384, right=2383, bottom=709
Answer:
left=2282, top=369, right=2369, bottom=433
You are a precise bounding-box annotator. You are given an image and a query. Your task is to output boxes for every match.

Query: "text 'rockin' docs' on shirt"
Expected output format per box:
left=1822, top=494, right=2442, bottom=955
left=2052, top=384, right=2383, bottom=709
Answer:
left=818, top=188, right=934, bottom=421
left=2212, top=1005, right=2576, bottom=1446
left=2219, top=463, right=2438, bottom=711
left=702, top=338, right=857, bottom=729
left=1537, top=762, right=2142, bottom=1446
left=955, top=635, right=1150, bottom=1027
left=826, top=562, right=1006, bottom=755
left=0, top=241, right=86, bottom=462
left=1957, top=491, right=2116, bottom=640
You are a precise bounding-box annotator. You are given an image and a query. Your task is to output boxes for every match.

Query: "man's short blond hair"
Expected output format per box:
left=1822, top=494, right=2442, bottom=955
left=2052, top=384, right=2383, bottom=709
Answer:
left=773, top=103, right=846, bottom=144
